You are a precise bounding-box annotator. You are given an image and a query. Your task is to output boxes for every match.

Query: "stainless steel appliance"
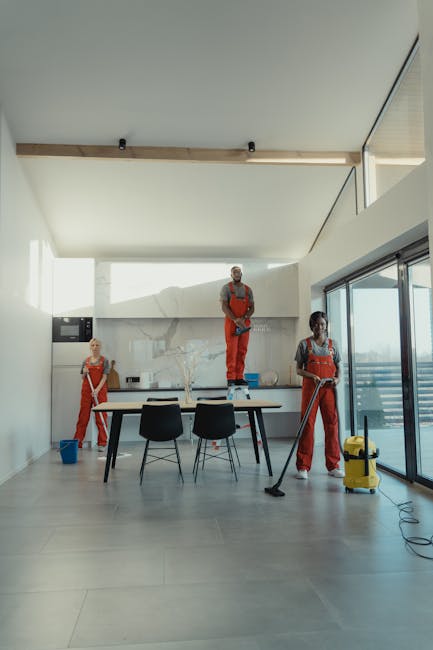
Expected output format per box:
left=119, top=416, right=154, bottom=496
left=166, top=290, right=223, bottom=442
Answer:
left=52, top=316, right=93, bottom=342
left=51, top=341, right=95, bottom=446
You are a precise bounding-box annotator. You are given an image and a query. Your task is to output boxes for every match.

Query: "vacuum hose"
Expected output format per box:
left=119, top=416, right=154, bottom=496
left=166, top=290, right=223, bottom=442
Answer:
left=264, top=377, right=335, bottom=497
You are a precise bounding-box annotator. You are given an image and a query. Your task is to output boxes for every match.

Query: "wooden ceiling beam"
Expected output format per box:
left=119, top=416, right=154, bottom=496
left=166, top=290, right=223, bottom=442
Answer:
left=16, top=143, right=361, bottom=166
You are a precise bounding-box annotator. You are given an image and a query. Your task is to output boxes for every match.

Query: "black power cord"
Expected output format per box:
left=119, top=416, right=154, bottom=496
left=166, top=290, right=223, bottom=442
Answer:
left=377, top=471, right=433, bottom=560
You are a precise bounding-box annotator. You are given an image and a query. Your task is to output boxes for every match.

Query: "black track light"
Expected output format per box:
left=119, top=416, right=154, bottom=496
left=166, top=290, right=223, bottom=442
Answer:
left=248, top=141, right=255, bottom=153
left=118, top=138, right=126, bottom=150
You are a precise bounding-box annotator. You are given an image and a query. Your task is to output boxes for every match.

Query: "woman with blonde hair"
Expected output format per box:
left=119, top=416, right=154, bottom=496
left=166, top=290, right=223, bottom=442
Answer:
left=74, top=338, right=109, bottom=451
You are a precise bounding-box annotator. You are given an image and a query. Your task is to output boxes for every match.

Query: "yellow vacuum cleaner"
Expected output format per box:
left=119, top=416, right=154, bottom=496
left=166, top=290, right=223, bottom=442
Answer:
left=343, top=416, right=379, bottom=494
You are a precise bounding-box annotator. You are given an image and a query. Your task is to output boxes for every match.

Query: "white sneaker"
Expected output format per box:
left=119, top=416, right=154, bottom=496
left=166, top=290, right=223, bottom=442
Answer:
left=98, top=446, right=106, bottom=452
left=328, top=468, right=345, bottom=478
left=296, top=469, right=308, bottom=480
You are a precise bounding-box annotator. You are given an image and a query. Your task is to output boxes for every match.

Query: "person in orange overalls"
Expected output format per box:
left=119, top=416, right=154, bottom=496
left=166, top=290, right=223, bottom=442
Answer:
left=220, top=266, right=255, bottom=386
left=295, top=311, right=344, bottom=480
left=74, top=338, right=109, bottom=451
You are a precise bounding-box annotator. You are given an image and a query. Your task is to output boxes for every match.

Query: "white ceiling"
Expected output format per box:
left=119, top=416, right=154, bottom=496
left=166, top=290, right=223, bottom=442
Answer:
left=0, top=0, right=419, bottom=260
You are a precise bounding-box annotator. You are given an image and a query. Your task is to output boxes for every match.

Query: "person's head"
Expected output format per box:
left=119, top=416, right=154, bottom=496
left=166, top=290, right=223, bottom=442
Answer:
left=89, top=338, right=102, bottom=354
left=309, top=311, right=328, bottom=336
left=230, top=266, right=242, bottom=283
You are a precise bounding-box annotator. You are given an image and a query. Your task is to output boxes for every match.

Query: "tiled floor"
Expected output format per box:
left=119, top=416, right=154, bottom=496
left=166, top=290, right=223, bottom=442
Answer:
left=1, top=439, right=433, bottom=649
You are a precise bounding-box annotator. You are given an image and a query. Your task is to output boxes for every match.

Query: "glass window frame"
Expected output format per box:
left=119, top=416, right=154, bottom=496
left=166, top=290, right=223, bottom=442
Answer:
left=362, top=37, right=422, bottom=208
left=325, top=237, right=431, bottom=488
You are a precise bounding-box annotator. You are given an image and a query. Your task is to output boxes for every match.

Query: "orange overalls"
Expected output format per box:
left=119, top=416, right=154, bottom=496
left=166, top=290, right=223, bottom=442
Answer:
left=74, top=356, right=108, bottom=448
left=224, top=282, right=251, bottom=381
left=296, top=338, right=340, bottom=472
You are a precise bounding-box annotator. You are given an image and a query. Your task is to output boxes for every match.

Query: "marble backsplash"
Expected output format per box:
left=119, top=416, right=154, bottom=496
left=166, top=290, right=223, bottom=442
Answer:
left=95, top=317, right=298, bottom=389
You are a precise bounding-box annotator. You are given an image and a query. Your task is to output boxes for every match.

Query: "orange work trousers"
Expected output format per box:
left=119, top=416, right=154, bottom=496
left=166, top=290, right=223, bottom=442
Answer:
left=224, top=318, right=250, bottom=381
left=296, top=379, right=340, bottom=471
left=74, top=369, right=108, bottom=447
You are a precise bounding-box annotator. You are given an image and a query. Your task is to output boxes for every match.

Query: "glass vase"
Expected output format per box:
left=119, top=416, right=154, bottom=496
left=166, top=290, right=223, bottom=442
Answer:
left=183, top=383, right=193, bottom=403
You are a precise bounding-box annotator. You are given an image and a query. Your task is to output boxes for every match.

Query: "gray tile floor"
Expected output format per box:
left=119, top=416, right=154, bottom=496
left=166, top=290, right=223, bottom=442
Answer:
left=1, top=438, right=433, bottom=649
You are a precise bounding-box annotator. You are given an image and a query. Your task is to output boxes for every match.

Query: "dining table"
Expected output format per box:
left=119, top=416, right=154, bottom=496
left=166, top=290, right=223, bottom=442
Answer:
left=93, top=399, right=282, bottom=482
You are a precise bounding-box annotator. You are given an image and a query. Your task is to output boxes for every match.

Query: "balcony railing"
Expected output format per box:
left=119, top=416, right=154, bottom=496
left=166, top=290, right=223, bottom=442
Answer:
left=351, top=361, right=433, bottom=428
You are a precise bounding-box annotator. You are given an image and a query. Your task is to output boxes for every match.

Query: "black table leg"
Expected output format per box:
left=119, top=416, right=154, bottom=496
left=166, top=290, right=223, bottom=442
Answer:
left=255, top=408, right=273, bottom=476
left=111, top=412, right=123, bottom=468
left=104, top=412, right=123, bottom=482
left=247, top=409, right=260, bottom=463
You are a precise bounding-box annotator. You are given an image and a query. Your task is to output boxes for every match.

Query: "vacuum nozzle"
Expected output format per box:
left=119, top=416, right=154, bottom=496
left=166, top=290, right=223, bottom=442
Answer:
left=264, top=485, right=286, bottom=497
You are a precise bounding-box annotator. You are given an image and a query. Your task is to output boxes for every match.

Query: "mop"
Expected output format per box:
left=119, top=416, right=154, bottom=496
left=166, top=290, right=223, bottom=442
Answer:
left=264, top=377, right=334, bottom=497
left=86, top=374, right=109, bottom=447
left=86, top=375, right=131, bottom=459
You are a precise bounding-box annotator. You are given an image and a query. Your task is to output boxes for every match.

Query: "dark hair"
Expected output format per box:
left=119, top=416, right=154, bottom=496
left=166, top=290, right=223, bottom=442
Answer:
left=309, top=311, right=328, bottom=331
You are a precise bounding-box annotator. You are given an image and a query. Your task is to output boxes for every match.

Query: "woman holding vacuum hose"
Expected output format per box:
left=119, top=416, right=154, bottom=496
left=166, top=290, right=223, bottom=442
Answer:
left=74, top=338, right=109, bottom=451
left=294, top=311, right=344, bottom=480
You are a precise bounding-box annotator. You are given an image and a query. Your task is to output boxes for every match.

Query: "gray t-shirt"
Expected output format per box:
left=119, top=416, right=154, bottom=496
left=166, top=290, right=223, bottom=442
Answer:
left=220, top=282, right=254, bottom=303
left=295, top=338, right=341, bottom=369
left=80, top=357, right=110, bottom=374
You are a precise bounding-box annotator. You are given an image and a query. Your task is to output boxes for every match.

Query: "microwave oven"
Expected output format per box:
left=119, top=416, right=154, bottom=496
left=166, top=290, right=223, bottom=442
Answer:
left=52, top=317, right=93, bottom=342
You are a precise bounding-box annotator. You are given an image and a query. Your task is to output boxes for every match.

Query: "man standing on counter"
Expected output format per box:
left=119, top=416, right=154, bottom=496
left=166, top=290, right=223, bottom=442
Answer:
left=220, top=266, right=255, bottom=387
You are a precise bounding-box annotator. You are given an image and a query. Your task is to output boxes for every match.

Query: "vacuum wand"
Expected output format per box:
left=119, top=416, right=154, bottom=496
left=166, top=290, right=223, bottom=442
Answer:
left=264, top=377, right=334, bottom=497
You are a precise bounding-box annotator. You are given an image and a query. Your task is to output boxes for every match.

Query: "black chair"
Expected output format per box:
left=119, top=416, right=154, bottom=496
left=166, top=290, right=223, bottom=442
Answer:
left=138, top=403, right=184, bottom=484
left=197, top=396, right=240, bottom=466
left=192, top=402, right=238, bottom=482
left=196, top=396, right=227, bottom=400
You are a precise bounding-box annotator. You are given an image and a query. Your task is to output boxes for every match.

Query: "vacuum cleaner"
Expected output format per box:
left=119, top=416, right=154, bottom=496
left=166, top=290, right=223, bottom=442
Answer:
left=343, top=415, right=379, bottom=493
left=264, top=377, right=334, bottom=497
left=235, top=325, right=251, bottom=336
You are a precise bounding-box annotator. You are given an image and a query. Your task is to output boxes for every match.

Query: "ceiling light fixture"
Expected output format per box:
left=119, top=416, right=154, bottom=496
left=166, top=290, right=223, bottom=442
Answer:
left=248, top=141, right=256, bottom=153
left=118, top=138, right=126, bottom=150
left=246, top=156, right=348, bottom=165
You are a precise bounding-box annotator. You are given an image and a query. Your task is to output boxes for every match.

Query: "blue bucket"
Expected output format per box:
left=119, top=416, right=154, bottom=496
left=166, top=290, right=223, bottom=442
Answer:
left=245, top=372, right=260, bottom=388
left=59, top=439, right=78, bottom=464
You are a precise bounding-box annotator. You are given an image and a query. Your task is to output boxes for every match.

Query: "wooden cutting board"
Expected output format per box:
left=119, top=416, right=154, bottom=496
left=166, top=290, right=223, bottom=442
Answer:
left=107, top=360, right=120, bottom=389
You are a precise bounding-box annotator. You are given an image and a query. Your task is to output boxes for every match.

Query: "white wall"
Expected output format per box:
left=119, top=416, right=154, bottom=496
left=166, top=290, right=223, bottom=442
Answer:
left=94, top=260, right=298, bottom=318
left=0, top=111, right=55, bottom=485
left=297, top=162, right=428, bottom=340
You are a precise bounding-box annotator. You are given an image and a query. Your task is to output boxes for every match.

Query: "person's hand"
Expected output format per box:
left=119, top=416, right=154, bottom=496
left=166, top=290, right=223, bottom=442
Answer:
left=312, top=375, right=321, bottom=384
left=333, top=376, right=340, bottom=386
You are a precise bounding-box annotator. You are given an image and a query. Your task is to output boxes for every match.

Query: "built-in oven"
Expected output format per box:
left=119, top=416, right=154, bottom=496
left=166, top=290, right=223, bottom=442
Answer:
left=52, top=316, right=93, bottom=342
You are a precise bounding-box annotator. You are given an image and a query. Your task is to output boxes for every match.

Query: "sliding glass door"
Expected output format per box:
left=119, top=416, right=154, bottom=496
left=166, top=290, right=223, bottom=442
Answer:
left=326, top=240, right=432, bottom=486
left=350, top=265, right=405, bottom=474
left=327, top=287, right=351, bottom=439
left=409, top=257, right=433, bottom=481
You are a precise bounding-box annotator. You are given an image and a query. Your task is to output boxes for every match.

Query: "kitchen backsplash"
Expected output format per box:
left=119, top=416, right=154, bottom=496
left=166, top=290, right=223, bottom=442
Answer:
left=95, top=317, right=297, bottom=388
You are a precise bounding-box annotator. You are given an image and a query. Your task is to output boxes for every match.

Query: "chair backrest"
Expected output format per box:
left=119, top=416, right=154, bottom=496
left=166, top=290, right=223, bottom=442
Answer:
left=146, top=397, right=179, bottom=401
left=192, top=402, right=236, bottom=441
left=139, top=403, right=183, bottom=442
left=197, top=396, right=227, bottom=401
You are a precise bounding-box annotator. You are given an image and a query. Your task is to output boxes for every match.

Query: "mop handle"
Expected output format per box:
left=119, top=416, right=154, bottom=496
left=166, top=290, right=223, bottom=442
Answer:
left=86, top=373, right=109, bottom=435
left=86, top=373, right=99, bottom=404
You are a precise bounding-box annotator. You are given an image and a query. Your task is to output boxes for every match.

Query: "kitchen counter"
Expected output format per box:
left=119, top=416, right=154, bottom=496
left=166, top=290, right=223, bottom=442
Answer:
left=108, top=385, right=301, bottom=392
